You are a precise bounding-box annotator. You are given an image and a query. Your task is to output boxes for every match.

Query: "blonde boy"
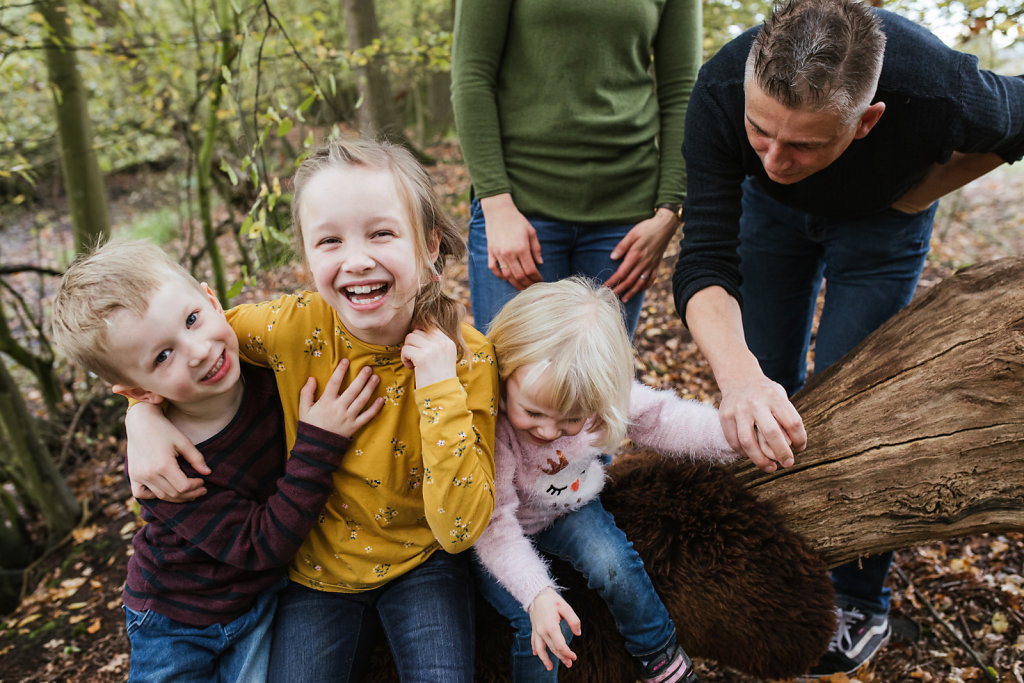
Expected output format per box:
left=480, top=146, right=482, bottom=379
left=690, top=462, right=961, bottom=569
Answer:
left=51, top=240, right=381, bottom=682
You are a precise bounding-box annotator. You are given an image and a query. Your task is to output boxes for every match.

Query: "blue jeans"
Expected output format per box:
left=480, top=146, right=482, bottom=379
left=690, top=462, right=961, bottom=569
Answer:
left=468, top=199, right=645, bottom=336
left=738, top=177, right=937, bottom=615
left=124, top=577, right=284, bottom=682
left=474, top=499, right=676, bottom=682
left=267, top=550, right=476, bottom=682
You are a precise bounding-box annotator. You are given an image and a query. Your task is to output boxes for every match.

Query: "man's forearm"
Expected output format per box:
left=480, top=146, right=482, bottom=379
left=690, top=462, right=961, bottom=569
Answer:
left=684, top=286, right=764, bottom=393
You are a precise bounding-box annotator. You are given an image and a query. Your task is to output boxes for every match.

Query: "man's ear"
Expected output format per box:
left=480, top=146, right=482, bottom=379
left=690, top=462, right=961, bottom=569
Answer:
left=854, top=101, right=885, bottom=140
left=112, top=384, right=164, bottom=405
left=201, top=282, right=225, bottom=314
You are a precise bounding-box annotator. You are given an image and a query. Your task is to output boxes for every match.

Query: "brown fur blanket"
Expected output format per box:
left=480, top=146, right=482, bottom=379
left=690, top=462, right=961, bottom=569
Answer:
left=367, top=453, right=835, bottom=681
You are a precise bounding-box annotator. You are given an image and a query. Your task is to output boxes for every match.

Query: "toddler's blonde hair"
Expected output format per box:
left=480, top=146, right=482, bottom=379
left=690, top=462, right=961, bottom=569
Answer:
left=487, top=277, right=634, bottom=451
left=51, top=240, right=205, bottom=386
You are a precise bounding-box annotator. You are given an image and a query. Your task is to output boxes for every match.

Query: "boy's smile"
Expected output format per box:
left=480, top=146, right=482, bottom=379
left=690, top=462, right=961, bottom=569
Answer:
left=107, top=280, right=242, bottom=410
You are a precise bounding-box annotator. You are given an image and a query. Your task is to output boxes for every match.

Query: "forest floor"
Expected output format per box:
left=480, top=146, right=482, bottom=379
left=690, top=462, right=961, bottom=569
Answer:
left=0, top=143, right=1022, bottom=682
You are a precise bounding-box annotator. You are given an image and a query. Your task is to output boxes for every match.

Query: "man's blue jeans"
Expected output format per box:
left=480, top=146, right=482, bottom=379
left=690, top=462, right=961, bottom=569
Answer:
left=738, top=177, right=937, bottom=615
left=474, top=499, right=677, bottom=682
left=124, top=576, right=284, bottom=682
left=468, top=199, right=645, bottom=336
left=267, top=550, right=476, bottom=682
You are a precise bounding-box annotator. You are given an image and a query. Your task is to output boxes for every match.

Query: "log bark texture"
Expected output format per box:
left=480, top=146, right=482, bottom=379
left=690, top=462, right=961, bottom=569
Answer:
left=732, top=257, right=1024, bottom=567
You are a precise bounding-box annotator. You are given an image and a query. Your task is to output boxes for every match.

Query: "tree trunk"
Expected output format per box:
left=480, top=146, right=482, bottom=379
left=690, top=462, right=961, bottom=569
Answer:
left=342, top=0, right=401, bottom=139
left=731, top=257, right=1024, bottom=567
left=341, top=0, right=431, bottom=163
left=39, top=0, right=111, bottom=254
left=0, top=360, right=80, bottom=546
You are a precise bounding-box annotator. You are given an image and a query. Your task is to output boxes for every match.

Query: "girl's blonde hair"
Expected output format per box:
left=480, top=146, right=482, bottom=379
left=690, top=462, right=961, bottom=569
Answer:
left=487, top=277, right=634, bottom=451
left=290, top=136, right=467, bottom=351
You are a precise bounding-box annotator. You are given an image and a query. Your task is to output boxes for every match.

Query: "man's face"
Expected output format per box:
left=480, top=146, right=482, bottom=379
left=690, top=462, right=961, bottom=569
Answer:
left=743, top=80, right=869, bottom=185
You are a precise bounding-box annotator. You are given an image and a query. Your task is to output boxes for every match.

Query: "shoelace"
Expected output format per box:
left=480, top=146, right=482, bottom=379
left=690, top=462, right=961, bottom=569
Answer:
left=827, top=605, right=864, bottom=652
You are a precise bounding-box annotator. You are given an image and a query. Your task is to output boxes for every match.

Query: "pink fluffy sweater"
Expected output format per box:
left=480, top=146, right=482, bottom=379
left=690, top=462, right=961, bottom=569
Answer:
left=473, top=382, right=736, bottom=610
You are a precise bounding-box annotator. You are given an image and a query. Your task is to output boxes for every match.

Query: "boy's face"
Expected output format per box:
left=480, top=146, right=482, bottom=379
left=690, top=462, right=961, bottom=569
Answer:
left=108, top=280, right=241, bottom=406
left=299, top=164, right=438, bottom=347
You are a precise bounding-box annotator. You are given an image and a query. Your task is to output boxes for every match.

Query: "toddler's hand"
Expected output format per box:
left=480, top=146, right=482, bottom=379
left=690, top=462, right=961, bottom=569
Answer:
left=299, top=359, right=384, bottom=438
left=528, top=587, right=582, bottom=671
left=400, top=327, right=457, bottom=388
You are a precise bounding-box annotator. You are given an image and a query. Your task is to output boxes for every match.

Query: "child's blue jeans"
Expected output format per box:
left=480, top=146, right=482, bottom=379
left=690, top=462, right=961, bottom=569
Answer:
left=474, top=498, right=677, bottom=682
left=738, top=176, right=937, bottom=616
left=267, top=549, right=476, bottom=682
left=123, top=577, right=284, bottom=682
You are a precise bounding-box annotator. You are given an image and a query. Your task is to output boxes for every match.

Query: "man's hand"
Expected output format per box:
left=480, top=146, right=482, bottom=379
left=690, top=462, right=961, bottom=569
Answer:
left=299, top=358, right=383, bottom=438
left=528, top=587, right=582, bottom=671
left=605, top=208, right=680, bottom=303
left=718, top=373, right=806, bottom=472
left=480, top=193, right=544, bottom=290
left=125, top=402, right=208, bottom=501
left=401, top=327, right=458, bottom=388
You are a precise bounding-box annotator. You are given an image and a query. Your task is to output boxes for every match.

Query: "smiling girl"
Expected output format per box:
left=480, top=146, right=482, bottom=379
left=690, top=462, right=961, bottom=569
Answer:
left=474, top=277, right=738, bottom=683
left=125, top=137, right=498, bottom=681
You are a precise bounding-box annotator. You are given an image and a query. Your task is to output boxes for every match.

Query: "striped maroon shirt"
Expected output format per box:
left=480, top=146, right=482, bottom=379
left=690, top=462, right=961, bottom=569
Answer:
left=123, top=364, right=349, bottom=626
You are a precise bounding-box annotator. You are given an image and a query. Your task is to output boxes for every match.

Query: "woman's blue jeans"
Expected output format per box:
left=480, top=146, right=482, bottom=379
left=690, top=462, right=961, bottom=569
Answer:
left=737, top=177, right=937, bottom=615
left=468, top=199, right=645, bottom=336
left=267, top=550, right=476, bottom=682
left=474, top=498, right=677, bottom=682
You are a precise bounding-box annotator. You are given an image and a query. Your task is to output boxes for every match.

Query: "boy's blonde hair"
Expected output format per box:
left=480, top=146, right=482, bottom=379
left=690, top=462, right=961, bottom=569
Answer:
left=291, top=136, right=467, bottom=352
left=487, top=277, right=634, bottom=451
left=51, top=240, right=205, bottom=386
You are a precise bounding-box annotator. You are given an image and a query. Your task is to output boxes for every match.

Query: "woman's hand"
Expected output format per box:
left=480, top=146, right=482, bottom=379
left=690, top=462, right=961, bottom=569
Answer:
left=401, top=327, right=458, bottom=388
left=125, top=402, right=208, bottom=501
left=529, top=587, right=582, bottom=671
left=605, top=208, right=680, bottom=302
left=480, top=193, right=544, bottom=290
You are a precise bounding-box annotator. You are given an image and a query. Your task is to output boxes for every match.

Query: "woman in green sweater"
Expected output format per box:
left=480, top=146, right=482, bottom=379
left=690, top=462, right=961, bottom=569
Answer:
left=451, top=0, right=701, bottom=335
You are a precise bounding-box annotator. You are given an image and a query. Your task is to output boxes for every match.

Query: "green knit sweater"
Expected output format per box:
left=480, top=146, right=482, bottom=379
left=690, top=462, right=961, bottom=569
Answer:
left=451, top=0, right=701, bottom=225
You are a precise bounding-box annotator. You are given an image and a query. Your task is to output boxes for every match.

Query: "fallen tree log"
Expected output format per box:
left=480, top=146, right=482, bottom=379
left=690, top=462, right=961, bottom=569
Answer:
left=732, top=257, right=1024, bottom=566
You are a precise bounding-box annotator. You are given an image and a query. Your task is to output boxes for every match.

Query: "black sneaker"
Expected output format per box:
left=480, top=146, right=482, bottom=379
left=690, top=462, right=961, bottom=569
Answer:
left=637, top=643, right=701, bottom=683
left=805, top=605, right=891, bottom=678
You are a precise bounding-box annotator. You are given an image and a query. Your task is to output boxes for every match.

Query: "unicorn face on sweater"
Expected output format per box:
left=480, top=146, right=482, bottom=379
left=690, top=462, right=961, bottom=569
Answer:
left=529, top=447, right=605, bottom=512
left=504, top=366, right=589, bottom=446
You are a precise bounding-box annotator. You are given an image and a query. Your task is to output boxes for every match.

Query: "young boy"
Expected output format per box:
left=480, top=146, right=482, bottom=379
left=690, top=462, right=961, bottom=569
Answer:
left=51, top=240, right=383, bottom=682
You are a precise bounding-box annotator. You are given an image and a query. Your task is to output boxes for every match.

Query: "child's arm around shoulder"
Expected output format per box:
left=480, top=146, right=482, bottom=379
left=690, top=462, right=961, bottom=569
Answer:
left=626, top=382, right=738, bottom=463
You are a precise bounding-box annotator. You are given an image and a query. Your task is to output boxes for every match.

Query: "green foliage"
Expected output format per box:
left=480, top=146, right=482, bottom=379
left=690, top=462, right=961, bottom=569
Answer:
left=114, top=206, right=179, bottom=244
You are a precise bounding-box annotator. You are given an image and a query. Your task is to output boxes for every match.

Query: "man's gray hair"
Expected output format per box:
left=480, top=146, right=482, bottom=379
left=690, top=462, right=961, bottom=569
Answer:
left=745, top=0, right=886, bottom=124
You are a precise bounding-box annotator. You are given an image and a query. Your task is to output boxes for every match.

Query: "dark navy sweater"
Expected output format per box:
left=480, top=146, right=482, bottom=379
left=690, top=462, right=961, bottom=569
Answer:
left=673, top=9, right=1024, bottom=313
left=123, top=364, right=349, bottom=627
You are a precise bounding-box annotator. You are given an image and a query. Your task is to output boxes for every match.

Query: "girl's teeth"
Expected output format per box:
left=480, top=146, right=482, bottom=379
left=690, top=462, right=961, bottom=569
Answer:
left=347, top=284, right=383, bottom=295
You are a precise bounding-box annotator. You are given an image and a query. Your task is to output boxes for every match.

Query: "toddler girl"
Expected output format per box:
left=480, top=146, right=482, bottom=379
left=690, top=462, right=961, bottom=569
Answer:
left=126, top=137, right=499, bottom=681
left=475, top=277, right=737, bottom=682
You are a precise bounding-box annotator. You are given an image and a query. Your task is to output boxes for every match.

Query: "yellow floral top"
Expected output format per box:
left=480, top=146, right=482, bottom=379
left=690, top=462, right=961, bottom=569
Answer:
left=226, top=291, right=498, bottom=593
